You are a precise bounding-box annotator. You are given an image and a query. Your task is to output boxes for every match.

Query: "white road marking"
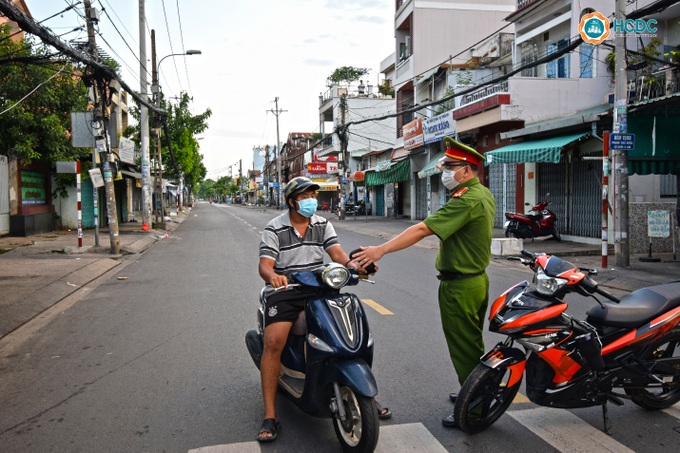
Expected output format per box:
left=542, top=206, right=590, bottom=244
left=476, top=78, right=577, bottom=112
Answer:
left=188, top=423, right=447, bottom=453
left=375, top=422, right=448, bottom=452
left=507, top=407, right=635, bottom=453
left=663, top=403, right=680, bottom=419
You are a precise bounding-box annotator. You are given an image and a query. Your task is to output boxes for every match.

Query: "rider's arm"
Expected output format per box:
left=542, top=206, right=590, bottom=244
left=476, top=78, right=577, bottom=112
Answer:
left=259, top=257, right=288, bottom=288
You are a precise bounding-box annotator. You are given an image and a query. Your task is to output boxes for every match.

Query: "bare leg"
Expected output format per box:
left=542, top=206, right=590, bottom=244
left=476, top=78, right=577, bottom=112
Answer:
left=259, top=321, right=293, bottom=439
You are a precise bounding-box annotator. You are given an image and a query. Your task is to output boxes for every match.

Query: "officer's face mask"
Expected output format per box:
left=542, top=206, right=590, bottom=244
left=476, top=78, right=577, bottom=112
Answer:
left=296, top=198, right=318, bottom=218
left=441, top=166, right=465, bottom=190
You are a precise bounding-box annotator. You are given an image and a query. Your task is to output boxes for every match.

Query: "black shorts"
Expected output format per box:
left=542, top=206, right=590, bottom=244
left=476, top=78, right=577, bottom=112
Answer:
left=264, top=297, right=305, bottom=325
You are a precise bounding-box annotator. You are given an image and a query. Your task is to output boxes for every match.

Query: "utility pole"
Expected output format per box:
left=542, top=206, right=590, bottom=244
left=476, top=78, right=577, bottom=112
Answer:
left=339, top=93, right=349, bottom=220
left=264, top=145, right=270, bottom=205
left=239, top=159, right=243, bottom=203
left=84, top=0, right=120, bottom=254
left=139, top=0, right=152, bottom=228
left=150, top=31, right=165, bottom=227
left=268, top=98, right=287, bottom=209
left=613, top=0, right=629, bottom=267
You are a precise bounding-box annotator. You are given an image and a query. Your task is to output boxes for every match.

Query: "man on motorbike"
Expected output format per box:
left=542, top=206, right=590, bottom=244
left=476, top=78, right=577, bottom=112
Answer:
left=353, top=137, right=495, bottom=428
left=256, top=176, right=390, bottom=442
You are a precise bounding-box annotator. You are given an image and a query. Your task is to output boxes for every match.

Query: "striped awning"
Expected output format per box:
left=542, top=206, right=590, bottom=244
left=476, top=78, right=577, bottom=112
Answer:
left=365, top=159, right=411, bottom=187
left=485, top=132, right=590, bottom=165
left=417, top=151, right=446, bottom=179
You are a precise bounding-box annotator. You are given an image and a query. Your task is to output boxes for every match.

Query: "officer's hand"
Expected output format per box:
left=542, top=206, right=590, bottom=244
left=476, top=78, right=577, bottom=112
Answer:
left=354, top=246, right=384, bottom=268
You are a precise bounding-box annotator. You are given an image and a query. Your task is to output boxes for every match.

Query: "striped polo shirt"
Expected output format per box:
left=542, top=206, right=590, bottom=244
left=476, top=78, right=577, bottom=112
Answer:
left=259, top=211, right=340, bottom=277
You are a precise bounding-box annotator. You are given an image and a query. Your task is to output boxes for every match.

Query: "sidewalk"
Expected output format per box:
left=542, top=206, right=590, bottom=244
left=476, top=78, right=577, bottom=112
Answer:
left=0, top=211, right=188, bottom=339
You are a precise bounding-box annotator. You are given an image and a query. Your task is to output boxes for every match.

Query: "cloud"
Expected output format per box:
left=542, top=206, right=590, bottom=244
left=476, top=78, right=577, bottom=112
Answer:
left=355, top=15, right=385, bottom=24
left=302, top=58, right=334, bottom=67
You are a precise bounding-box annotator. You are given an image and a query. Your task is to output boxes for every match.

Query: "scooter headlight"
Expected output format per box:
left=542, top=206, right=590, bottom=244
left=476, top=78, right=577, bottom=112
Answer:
left=321, top=263, right=351, bottom=289
left=532, top=266, right=567, bottom=296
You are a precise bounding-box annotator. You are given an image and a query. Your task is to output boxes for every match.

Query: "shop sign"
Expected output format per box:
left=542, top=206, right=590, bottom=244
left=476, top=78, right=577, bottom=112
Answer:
left=21, top=170, right=47, bottom=205
left=403, top=118, right=423, bottom=150
left=307, top=162, right=338, bottom=173
left=423, top=110, right=455, bottom=144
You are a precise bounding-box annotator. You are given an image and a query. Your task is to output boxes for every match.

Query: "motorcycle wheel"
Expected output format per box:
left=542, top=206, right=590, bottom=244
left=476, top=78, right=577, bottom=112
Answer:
left=625, top=331, right=680, bottom=410
left=551, top=227, right=561, bottom=241
left=332, top=386, right=379, bottom=453
left=454, top=364, right=522, bottom=434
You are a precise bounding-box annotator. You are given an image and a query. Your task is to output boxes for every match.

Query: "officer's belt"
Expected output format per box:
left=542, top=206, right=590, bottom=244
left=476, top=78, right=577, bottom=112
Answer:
left=436, top=270, right=485, bottom=281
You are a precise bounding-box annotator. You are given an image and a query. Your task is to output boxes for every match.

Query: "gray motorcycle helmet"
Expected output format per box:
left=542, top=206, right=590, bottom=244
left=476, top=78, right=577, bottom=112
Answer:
left=284, top=177, right=320, bottom=209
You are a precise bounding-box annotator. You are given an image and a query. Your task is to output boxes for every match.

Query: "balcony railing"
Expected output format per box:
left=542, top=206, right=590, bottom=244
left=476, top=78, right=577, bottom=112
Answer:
left=630, top=70, right=680, bottom=103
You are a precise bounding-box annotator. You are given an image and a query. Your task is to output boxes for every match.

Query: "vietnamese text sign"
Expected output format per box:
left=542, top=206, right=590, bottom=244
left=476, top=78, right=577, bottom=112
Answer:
left=88, top=168, right=105, bottom=188
left=609, top=133, right=635, bottom=150
left=423, top=110, right=455, bottom=144
left=647, top=210, right=670, bottom=238
left=307, top=162, right=338, bottom=173
left=403, top=118, right=424, bottom=150
left=118, top=137, right=136, bottom=164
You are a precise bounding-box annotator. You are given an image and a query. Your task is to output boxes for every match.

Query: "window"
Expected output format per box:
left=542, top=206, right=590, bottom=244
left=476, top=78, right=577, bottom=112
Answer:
left=520, top=40, right=538, bottom=77
left=482, top=135, right=488, bottom=147
left=495, top=133, right=501, bottom=144
left=580, top=43, right=595, bottom=78
left=660, top=174, right=677, bottom=197
left=547, top=39, right=570, bottom=78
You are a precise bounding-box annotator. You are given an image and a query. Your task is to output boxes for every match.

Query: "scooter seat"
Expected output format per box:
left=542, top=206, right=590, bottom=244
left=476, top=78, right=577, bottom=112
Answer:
left=586, top=281, right=680, bottom=328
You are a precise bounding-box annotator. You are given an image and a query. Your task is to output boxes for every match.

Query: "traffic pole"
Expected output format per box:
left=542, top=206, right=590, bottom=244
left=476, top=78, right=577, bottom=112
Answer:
left=77, top=160, right=82, bottom=248
left=602, top=132, right=609, bottom=268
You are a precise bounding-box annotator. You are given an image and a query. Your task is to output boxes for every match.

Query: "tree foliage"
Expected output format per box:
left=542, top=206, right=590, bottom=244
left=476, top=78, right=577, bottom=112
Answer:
left=327, top=66, right=369, bottom=87
left=0, top=25, right=89, bottom=166
left=125, top=92, right=211, bottom=195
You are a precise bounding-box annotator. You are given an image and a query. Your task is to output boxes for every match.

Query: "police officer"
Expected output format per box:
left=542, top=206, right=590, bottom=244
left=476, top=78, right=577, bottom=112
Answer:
left=353, top=137, right=496, bottom=428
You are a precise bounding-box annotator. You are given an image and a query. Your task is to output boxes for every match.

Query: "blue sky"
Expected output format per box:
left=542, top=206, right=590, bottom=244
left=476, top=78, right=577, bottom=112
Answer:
left=25, top=0, right=395, bottom=179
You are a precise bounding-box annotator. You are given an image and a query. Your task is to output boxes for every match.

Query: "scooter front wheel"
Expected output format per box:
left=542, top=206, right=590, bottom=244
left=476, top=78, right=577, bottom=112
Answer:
left=332, top=386, right=379, bottom=453
left=454, top=363, right=522, bottom=434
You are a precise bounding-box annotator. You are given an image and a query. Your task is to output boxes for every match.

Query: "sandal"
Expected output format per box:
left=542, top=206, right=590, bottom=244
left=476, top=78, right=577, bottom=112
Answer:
left=256, top=418, right=281, bottom=442
left=377, top=404, right=392, bottom=420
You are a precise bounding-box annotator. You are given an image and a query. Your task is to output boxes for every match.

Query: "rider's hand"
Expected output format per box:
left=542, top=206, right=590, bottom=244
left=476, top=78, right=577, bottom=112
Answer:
left=269, top=274, right=288, bottom=289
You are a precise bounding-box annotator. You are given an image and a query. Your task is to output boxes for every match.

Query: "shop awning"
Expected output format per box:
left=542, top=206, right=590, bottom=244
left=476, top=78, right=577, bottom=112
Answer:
left=485, top=132, right=591, bottom=165
left=365, top=159, right=411, bottom=186
left=416, top=67, right=439, bottom=85
left=417, top=151, right=446, bottom=179
left=317, top=182, right=338, bottom=191
left=120, top=169, right=142, bottom=179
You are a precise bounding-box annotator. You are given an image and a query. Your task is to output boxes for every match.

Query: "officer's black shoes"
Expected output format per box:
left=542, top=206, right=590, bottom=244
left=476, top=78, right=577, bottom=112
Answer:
left=441, top=414, right=458, bottom=428
left=449, top=393, right=457, bottom=403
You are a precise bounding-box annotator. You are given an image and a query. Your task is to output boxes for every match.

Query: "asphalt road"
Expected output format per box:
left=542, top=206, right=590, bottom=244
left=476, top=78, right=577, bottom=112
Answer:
left=0, top=202, right=678, bottom=453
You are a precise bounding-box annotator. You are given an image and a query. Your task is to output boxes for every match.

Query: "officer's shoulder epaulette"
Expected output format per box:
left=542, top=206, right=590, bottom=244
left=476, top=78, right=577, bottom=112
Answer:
left=452, top=187, right=469, bottom=198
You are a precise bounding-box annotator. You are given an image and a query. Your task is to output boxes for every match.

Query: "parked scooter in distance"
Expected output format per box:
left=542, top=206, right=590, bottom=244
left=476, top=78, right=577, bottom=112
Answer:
left=245, top=253, right=380, bottom=452
left=504, top=195, right=560, bottom=241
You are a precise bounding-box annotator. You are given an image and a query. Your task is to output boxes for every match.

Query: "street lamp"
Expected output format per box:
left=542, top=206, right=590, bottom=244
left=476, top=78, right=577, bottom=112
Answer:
left=150, top=48, right=202, bottom=222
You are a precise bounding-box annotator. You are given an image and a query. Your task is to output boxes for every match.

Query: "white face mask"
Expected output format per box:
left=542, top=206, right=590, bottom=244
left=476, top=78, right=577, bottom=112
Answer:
left=441, top=167, right=465, bottom=190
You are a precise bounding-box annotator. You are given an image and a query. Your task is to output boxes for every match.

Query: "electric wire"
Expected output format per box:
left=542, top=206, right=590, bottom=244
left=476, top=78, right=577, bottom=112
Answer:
left=160, top=0, right=183, bottom=94
left=175, top=0, right=193, bottom=94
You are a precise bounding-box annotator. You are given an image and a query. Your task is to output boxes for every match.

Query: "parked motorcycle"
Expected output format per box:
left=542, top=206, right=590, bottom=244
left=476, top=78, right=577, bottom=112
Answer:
left=245, top=259, right=380, bottom=452
left=504, top=197, right=560, bottom=241
left=454, top=250, right=680, bottom=434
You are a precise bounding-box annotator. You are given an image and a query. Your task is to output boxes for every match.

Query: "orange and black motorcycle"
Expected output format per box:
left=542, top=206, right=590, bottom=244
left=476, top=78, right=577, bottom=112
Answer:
left=454, top=250, right=680, bottom=434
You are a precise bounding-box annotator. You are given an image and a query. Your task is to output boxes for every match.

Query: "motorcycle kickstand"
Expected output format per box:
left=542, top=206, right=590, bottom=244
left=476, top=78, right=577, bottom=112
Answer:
left=601, top=400, right=612, bottom=435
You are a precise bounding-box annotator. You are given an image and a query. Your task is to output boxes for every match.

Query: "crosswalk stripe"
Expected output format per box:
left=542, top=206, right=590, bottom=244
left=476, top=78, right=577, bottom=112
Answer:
left=664, top=404, right=680, bottom=419
left=189, top=441, right=261, bottom=452
left=362, top=298, right=394, bottom=315
left=507, top=407, right=635, bottom=453
left=188, top=423, right=447, bottom=453
left=376, top=423, right=447, bottom=452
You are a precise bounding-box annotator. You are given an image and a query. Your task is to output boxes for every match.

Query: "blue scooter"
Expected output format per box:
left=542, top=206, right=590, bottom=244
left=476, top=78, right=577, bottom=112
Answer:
left=245, top=262, right=379, bottom=452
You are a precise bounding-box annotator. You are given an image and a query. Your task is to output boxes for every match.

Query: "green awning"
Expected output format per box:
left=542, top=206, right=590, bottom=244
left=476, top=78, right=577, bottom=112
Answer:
left=417, top=151, right=446, bottom=179
left=365, top=159, right=411, bottom=186
left=416, top=67, right=439, bottom=85
left=485, top=132, right=591, bottom=165
left=629, top=159, right=680, bottom=176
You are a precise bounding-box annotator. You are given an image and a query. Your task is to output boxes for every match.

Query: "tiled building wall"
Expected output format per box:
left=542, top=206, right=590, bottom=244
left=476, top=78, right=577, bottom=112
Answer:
left=630, top=202, right=679, bottom=254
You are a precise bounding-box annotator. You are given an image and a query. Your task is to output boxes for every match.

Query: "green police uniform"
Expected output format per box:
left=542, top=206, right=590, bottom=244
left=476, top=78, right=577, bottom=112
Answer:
left=423, top=177, right=496, bottom=385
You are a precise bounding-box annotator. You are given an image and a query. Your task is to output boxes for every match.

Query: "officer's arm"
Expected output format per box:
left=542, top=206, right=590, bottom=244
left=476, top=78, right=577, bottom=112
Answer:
left=355, top=222, right=434, bottom=265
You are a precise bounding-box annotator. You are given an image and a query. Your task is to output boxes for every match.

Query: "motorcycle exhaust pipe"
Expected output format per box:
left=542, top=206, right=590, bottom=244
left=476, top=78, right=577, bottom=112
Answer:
left=575, top=333, right=606, bottom=371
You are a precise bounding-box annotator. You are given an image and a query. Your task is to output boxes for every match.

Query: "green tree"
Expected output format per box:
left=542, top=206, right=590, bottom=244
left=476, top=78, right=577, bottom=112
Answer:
left=125, top=92, right=211, bottom=197
left=327, top=66, right=369, bottom=87
left=0, top=26, right=89, bottom=167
